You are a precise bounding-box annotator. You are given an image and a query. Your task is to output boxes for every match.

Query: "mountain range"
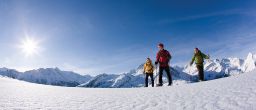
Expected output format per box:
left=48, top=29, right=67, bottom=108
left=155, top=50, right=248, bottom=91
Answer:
left=0, top=52, right=255, bottom=88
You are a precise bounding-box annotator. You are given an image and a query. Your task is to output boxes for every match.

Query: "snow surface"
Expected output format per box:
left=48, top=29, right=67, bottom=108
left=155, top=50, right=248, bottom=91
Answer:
left=1, top=69, right=256, bottom=110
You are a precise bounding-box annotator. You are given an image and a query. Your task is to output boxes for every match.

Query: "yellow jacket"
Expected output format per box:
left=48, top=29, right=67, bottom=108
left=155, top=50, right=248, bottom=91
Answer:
left=143, top=60, right=154, bottom=74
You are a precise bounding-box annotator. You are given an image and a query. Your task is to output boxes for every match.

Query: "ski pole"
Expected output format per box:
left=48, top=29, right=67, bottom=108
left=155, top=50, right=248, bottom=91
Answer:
left=154, top=64, right=159, bottom=84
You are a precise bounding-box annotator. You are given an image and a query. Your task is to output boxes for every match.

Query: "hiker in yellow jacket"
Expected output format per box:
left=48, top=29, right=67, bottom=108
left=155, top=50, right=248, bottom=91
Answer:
left=143, top=58, right=155, bottom=87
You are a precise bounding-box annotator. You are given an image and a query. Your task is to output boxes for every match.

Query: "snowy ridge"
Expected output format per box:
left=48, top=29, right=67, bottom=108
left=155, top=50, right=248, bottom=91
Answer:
left=183, top=53, right=256, bottom=79
left=0, top=68, right=92, bottom=87
left=0, top=53, right=256, bottom=88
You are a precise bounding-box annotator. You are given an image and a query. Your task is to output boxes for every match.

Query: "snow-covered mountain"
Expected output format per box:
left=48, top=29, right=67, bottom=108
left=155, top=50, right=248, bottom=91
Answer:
left=0, top=67, right=92, bottom=87
left=183, top=52, right=256, bottom=79
left=242, top=53, right=256, bottom=72
left=80, top=52, right=256, bottom=88
left=1, top=52, right=256, bottom=88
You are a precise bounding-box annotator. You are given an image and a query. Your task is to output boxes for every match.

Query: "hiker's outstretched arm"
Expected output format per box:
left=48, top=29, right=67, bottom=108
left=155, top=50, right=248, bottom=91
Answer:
left=202, top=53, right=210, bottom=59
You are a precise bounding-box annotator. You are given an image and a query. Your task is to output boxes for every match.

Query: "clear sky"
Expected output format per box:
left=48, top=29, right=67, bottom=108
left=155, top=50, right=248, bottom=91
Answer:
left=0, top=0, right=256, bottom=75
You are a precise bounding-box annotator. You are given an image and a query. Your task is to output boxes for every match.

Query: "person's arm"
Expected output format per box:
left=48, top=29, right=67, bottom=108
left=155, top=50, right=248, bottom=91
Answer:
left=143, top=64, right=146, bottom=74
left=190, top=55, right=195, bottom=66
left=155, top=52, right=160, bottom=65
left=202, top=53, right=210, bottom=59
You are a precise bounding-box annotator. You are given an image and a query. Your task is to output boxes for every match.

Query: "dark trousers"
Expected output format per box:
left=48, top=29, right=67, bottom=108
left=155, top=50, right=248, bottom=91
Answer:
left=145, top=73, right=154, bottom=87
left=196, top=65, right=204, bottom=81
left=159, top=67, right=172, bottom=85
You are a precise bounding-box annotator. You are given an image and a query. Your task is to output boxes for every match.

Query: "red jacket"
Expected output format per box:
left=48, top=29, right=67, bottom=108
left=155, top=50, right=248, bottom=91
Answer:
left=156, top=49, right=171, bottom=67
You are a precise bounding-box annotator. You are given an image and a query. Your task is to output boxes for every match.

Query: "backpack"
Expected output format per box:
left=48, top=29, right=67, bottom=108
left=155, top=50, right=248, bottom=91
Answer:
left=158, top=50, right=171, bottom=63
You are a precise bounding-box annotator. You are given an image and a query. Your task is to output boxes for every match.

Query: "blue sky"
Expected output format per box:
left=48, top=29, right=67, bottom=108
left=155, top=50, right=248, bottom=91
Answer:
left=0, top=0, right=256, bottom=75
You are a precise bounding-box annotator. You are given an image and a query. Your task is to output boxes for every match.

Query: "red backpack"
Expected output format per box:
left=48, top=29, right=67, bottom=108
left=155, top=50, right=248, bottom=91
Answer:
left=157, top=50, right=171, bottom=65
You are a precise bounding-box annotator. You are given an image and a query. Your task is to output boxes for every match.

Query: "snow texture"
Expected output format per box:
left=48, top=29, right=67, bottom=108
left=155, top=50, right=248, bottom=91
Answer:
left=0, top=69, right=256, bottom=110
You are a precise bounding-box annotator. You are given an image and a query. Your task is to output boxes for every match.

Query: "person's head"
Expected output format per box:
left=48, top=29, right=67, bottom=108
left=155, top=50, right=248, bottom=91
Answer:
left=158, top=43, right=164, bottom=50
left=146, top=58, right=152, bottom=64
left=194, top=48, right=199, bottom=54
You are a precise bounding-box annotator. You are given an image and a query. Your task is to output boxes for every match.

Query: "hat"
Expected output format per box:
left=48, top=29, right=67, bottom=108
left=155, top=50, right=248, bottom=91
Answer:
left=158, top=43, right=164, bottom=47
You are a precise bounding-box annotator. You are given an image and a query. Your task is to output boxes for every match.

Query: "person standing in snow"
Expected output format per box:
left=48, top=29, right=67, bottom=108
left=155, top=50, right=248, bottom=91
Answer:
left=155, top=43, right=172, bottom=86
left=143, top=58, right=155, bottom=87
left=190, top=48, right=210, bottom=81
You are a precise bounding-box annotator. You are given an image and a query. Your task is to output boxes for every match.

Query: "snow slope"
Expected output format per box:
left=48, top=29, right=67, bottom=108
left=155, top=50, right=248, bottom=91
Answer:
left=0, top=69, right=256, bottom=110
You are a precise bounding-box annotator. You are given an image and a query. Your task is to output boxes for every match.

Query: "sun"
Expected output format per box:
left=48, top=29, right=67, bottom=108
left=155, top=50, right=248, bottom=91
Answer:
left=20, top=37, right=40, bottom=57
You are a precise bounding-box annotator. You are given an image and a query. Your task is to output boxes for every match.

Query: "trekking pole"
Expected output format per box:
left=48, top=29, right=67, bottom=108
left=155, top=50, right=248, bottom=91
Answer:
left=154, top=64, right=159, bottom=85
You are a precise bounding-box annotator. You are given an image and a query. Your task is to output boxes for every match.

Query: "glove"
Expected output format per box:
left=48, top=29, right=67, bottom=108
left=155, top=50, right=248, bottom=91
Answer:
left=155, top=61, right=158, bottom=65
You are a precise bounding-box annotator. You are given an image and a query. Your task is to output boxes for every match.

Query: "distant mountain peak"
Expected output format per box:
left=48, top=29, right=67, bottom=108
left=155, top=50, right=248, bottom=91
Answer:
left=242, top=52, right=256, bottom=72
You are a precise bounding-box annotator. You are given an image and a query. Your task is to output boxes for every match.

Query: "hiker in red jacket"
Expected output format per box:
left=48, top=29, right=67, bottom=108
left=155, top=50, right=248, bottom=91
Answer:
left=155, top=43, right=172, bottom=86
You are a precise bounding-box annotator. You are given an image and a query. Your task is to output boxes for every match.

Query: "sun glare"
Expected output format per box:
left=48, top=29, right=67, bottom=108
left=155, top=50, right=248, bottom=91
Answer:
left=20, top=37, right=40, bottom=57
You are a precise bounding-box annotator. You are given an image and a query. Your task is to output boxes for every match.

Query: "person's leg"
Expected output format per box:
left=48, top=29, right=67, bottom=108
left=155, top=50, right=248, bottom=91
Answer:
left=196, top=65, right=204, bottom=81
left=145, top=74, right=149, bottom=87
left=165, top=67, right=172, bottom=85
left=149, top=74, right=154, bottom=87
left=158, top=67, right=164, bottom=86
left=196, top=65, right=200, bottom=81
left=200, top=65, right=204, bottom=81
